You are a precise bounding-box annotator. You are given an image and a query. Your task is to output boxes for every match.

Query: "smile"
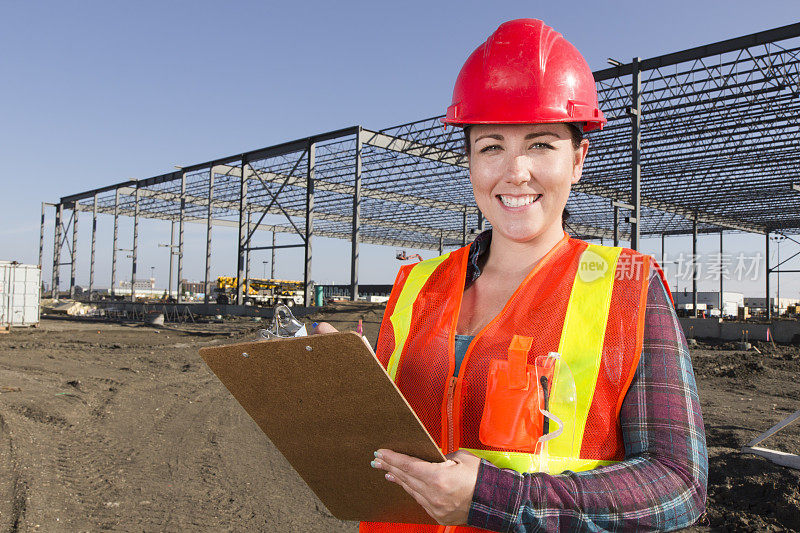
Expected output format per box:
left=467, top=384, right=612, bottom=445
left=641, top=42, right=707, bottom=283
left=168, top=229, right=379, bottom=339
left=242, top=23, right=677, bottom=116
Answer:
left=498, top=194, right=542, bottom=208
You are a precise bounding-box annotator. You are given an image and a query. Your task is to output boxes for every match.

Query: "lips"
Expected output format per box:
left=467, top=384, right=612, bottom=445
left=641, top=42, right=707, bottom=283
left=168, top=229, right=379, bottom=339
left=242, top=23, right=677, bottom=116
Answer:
left=498, top=194, right=542, bottom=208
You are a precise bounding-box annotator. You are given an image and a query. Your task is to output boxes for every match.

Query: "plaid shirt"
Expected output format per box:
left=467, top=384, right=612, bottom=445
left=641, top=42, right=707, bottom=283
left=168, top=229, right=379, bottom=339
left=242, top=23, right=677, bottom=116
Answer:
left=465, top=231, right=708, bottom=532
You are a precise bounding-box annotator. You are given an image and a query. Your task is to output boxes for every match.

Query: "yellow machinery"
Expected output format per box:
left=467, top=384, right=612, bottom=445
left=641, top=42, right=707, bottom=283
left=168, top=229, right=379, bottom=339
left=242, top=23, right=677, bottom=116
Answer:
left=215, top=276, right=305, bottom=306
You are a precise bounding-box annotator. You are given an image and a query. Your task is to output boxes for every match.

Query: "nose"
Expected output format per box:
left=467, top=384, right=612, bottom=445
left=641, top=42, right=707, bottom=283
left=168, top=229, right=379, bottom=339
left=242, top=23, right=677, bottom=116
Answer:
left=505, top=154, right=533, bottom=185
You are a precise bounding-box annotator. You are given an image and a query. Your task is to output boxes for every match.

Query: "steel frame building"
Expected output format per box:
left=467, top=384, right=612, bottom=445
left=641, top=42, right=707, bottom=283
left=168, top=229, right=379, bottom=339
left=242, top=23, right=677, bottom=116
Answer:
left=42, top=23, right=800, bottom=318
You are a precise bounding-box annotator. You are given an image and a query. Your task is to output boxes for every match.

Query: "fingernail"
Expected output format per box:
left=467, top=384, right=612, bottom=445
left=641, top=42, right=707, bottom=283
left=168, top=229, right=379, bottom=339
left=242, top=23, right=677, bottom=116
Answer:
left=370, top=460, right=381, bottom=468
left=385, top=473, right=394, bottom=481
left=312, top=322, right=318, bottom=328
left=374, top=451, right=383, bottom=459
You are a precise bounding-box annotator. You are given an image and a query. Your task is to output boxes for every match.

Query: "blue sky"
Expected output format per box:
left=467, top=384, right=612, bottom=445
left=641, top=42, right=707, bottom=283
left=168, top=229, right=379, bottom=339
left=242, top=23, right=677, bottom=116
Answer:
left=2, top=1, right=799, bottom=297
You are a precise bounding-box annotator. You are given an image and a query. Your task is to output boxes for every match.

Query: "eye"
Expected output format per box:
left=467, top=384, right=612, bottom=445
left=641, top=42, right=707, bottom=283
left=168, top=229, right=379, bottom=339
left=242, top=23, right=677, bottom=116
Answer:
left=478, top=144, right=502, bottom=153
left=529, top=142, right=554, bottom=150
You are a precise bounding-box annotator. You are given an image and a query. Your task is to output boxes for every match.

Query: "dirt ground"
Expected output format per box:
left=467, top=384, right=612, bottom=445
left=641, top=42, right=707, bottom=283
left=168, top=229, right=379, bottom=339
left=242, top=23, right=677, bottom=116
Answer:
left=0, top=302, right=798, bottom=532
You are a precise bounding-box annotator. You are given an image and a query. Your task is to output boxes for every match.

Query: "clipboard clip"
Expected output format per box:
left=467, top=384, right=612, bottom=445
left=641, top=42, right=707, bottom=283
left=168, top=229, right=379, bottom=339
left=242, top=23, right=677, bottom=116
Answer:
left=257, top=304, right=308, bottom=340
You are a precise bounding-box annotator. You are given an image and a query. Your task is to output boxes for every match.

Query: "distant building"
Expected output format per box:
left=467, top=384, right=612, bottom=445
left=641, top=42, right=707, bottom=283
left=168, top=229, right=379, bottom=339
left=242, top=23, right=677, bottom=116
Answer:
left=743, top=297, right=799, bottom=315
left=180, top=280, right=211, bottom=295
left=118, top=278, right=156, bottom=290
left=672, top=290, right=744, bottom=317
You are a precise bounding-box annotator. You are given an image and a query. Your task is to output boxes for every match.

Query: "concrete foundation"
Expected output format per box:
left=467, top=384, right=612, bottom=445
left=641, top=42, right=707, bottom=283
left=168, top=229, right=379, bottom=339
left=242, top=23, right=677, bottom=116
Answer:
left=680, top=318, right=800, bottom=343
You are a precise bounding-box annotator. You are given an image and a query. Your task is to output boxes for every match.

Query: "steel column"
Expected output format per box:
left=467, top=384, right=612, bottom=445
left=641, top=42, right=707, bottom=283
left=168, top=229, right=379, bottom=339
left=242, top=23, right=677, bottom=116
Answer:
left=168, top=221, right=175, bottom=300
left=271, top=231, right=276, bottom=279
left=661, top=233, right=665, bottom=264
left=176, top=173, right=186, bottom=303
left=236, top=158, right=249, bottom=306
left=719, top=231, right=723, bottom=313
left=462, top=209, right=467, bottom=247
left=204, top=170, right=214, bottom=304
left=477, top=211, right=485, bottom=232
left=38, top=203, right=46, bottom=270
left=351, top=127, right=362, bottom=302
left=613, top=206, right=619, bottom=247
left=51, top=203, right=63, bottom=299
left=245, top=209, right=252, bottom=298
left=438, top=232, right=443, bottom=256
left=89, top=194, right=97, bottom=300
left=629, top=57, right=642, bottom=251
left=131, top=185, right=139, bottom=302
left=111, top=189, right=119, bottom=298
left=304, top=142, right=315, bottom=307
left=69, top=207, right=78, bottom=299
left=766, top=233, right=771, bottom=321
left=692, top=217, right=698, bottom=318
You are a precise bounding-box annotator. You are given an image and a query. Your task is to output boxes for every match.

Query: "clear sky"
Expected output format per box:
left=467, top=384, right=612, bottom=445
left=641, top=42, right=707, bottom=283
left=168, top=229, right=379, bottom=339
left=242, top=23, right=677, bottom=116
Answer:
left=2, top=1, right=799, bottom=298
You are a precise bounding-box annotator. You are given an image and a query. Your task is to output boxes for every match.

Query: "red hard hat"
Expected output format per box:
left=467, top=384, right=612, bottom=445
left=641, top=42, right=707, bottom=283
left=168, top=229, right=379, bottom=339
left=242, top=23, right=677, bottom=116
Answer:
left=443, top=19, right=606, bottom=132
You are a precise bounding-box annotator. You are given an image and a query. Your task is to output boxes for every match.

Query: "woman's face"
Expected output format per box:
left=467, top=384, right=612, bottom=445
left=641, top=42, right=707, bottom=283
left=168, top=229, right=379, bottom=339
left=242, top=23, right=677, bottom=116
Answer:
left=467, top=123, right=589, bottom=244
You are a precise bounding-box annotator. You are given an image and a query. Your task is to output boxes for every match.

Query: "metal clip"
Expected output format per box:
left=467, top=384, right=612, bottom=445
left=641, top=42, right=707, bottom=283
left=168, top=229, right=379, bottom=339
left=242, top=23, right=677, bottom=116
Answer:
left=256, top=304, right=308, bottom=340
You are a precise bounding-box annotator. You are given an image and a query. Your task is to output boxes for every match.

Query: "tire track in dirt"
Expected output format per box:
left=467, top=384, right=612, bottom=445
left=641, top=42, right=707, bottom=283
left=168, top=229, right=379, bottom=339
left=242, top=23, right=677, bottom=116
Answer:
left=0, top=412, right=28, bottom=533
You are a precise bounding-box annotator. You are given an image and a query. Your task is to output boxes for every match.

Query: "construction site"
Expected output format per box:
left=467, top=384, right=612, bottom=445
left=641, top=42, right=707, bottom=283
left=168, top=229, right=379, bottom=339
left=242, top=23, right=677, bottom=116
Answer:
left=2, top=19, right=800, bottom=532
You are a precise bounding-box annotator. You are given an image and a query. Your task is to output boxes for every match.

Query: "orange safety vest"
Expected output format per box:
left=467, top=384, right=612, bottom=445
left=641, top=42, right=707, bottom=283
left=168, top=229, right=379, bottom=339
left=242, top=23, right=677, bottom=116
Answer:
left=361, top=234, right=657, bottom=533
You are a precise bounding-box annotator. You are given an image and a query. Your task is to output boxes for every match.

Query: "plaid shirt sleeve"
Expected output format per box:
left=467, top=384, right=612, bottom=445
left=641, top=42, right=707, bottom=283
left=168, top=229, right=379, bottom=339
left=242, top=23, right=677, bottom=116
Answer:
left=467, top=264, right=708, bottom=532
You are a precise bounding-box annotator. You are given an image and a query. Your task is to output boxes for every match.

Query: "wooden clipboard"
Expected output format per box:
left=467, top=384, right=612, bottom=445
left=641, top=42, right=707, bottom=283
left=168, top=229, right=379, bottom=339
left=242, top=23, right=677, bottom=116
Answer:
left=199, top=331, right=444, bottom=524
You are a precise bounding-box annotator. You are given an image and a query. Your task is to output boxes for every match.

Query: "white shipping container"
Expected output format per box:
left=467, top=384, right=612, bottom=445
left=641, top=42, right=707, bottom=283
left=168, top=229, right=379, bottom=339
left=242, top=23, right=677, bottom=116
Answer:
left=0, top=261, right=41, bottom=328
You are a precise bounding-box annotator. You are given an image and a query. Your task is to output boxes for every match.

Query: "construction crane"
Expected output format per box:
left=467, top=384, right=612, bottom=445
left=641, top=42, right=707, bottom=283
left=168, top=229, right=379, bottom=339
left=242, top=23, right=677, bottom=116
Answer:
left=396, top=250, right=423, bottom=262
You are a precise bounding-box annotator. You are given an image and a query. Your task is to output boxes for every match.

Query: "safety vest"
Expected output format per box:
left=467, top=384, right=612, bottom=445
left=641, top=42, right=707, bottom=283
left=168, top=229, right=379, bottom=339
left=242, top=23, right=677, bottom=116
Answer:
left=360, top=234, right=655, bottom=533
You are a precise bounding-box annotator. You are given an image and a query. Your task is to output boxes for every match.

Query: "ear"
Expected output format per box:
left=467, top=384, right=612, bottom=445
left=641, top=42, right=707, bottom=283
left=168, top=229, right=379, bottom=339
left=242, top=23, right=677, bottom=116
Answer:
left=571, top=139, right=590, bottom=185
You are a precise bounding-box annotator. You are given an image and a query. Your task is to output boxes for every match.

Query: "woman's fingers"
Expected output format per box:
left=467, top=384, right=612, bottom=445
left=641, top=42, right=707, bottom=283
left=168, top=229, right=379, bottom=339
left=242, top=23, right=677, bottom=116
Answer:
left=313, top=321, right=338, bottom=334
left=373, top=449, right=434, bottom=495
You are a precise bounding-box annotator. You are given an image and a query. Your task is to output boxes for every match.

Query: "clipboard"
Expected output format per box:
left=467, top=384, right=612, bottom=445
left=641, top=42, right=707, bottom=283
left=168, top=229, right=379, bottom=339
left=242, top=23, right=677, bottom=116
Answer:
left=199, top=331, right=445, bottom=524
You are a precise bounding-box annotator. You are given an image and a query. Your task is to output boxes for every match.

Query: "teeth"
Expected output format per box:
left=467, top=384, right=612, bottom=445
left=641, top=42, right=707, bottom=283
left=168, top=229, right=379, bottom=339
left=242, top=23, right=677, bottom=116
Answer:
left=499, top=195, right=540, bottom=207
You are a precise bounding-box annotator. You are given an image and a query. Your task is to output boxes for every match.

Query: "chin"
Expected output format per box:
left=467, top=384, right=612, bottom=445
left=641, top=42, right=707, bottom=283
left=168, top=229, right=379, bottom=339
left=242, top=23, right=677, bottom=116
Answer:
left=493, top=223, right=547, bottom=243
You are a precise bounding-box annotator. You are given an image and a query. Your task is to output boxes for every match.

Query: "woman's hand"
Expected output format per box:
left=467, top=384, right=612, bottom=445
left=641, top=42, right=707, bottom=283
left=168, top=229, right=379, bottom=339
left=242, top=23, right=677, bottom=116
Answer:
left=371, top=448, right=480, bottom=526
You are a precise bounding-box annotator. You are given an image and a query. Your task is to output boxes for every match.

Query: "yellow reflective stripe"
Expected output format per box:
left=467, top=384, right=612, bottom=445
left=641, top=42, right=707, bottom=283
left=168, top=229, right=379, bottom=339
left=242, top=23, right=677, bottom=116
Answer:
left=550, top=245, right=622, bottom=458
left=461, top=448, right=617, bottom=474
left=386, top=253, right=451, bottom=381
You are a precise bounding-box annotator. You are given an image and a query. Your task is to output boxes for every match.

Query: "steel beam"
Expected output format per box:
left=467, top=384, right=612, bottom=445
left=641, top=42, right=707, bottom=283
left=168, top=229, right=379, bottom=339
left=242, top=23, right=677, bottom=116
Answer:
left=70, top=202, right=443, bottom=251
left=214, top=162, right=469, bottom=214
left=180, top=126, right=357, bottom=174
left=361, top=129, right=759, bottom=235
left=115, top=186, right=467, bottom=248
left=594, top=22, right=800, bottom=81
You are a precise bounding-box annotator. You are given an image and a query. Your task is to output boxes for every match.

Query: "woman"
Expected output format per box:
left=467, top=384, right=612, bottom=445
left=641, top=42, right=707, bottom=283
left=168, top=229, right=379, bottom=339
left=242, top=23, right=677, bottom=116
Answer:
left=319, top=19, right=707, bottom=532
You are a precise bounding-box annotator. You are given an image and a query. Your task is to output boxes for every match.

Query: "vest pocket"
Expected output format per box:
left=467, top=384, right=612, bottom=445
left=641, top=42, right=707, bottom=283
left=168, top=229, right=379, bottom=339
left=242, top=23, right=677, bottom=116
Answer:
left=479, top=358, right=553, bottom=451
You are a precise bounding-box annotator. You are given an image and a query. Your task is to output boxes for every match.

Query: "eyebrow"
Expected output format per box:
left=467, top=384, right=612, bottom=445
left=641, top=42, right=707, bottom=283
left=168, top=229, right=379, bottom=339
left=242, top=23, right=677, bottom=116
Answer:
left=474, top=131, right=560, bottom=143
